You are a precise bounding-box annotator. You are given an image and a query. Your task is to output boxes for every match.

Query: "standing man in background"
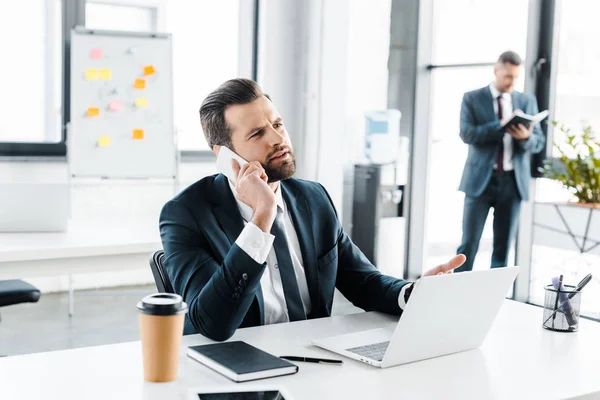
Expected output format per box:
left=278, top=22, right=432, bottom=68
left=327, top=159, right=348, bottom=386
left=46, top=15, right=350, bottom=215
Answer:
left=455, top=51, right=545, bottom=272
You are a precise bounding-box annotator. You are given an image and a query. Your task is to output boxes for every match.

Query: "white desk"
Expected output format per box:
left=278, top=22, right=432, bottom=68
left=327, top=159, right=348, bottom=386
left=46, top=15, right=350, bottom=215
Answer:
left=0, top=219, right=161, bottom=314
left=1, top=300, right=599, bottom=400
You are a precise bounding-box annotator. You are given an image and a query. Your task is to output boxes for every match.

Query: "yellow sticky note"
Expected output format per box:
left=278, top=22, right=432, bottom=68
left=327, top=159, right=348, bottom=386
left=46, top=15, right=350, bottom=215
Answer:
left=86, top=107, right=100, bottom=117
left=132, top=129, right=144, bottom=140
left=133, top=78, right=146, bottom=89
left=98, top=136, right=111, bottom=147
left=84, top=68, right=98, bottom=80
left=143, top=65, right=156, bottom=76
left=99, top=68, right=112, bottom=80
left=135, top=98, right=148, bottom=107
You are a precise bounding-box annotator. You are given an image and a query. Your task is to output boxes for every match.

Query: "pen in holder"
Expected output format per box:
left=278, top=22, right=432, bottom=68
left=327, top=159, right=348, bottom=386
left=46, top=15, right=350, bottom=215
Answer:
left=542, top=283, right=581, bottom=332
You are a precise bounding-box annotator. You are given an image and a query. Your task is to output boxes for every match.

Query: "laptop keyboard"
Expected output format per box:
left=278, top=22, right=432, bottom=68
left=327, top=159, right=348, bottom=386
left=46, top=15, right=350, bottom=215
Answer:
left=346, top=341, right=390, bottom=362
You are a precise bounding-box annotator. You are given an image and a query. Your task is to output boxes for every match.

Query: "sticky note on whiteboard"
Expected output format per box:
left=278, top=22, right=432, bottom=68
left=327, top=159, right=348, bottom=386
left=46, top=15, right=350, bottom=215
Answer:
left=108, top=100, right=123, bottom=111
left=90, top=48, right=103, bottom=59
left=98, top=136, right=111, bottom=147
left=135, top=98, right=148, bottom=107
left=84, top=69, right=98, bottom=80
left=133, top=78, right=146, bottom=89
left=132, top=129, right=144, bottom=140
left=143, top=65, right=156, bottom=76
left=99, top=68, right=112, bottom=80
left=86, top=107, right=100, bottom=117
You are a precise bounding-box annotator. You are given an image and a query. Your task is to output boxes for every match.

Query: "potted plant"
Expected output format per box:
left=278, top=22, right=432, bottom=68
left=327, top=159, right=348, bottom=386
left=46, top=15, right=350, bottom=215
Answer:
left=544, top=122, right=600, bottom=206
left=534, top=122, right=600, bottom=254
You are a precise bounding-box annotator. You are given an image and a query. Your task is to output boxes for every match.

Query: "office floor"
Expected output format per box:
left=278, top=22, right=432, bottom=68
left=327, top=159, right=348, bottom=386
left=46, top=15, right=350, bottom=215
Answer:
left=0, top=285, right=362, bottom=357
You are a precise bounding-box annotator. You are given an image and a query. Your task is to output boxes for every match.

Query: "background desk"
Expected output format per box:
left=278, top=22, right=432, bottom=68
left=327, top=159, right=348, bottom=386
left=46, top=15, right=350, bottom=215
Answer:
left=1, top=300, right=599, bottom=399
left=0, top=219, right=160, bottom=315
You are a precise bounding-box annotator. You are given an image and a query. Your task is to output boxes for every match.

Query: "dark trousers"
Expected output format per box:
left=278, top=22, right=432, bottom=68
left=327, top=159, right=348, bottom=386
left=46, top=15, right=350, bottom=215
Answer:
left=456, top=171, right=521, bottom=272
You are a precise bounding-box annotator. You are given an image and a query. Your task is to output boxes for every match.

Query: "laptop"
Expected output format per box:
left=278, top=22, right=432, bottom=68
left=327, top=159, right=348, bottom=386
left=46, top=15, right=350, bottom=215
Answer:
left=312, top=267, right=519, bottom=368
left=0, top=182, right=69, bottom=232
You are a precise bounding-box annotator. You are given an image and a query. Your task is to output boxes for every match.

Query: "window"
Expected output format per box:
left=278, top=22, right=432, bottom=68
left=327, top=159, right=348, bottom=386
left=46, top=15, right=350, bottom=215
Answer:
left=85, top=2, right=156, bottom=32
left=85, top=0, right=242, bottom=151
left=424, top=0, right=528, bottom=273
left=549, top=0, right=600, bottom=156
left=531, top=0, right=600, bottom=320
left=0, top=0, right=62, bottom=144
left=431, top=0, right=528, bottom=65
left=165, top=1, right=240, bottom=151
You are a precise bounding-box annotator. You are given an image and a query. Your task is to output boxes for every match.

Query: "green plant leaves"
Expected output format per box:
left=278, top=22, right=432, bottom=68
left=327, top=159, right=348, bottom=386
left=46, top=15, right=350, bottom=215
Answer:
left=545, top=122, right=599, bottom=203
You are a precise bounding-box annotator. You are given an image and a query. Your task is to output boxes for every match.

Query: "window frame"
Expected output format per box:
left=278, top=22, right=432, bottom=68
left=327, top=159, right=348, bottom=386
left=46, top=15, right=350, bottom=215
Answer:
left=1, top=0, right=259, bottom=158
left=0, top=0, right=71, bottom=157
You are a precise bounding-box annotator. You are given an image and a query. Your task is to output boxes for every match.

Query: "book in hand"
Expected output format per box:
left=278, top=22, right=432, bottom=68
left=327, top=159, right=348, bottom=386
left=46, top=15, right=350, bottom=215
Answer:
left=187, top=341, right=299, bottom=382
left=501, top=109, right=549, bottom=131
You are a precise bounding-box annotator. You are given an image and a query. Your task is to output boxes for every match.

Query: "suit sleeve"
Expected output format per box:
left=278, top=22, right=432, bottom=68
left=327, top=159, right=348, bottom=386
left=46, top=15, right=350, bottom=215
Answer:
left=459, top=93, right=504, bottom=145
left=159, top=199, right=267, bottom=341
left=514, top=94, right=546, bottom=154
left=317, top=184, right=410, bottom=316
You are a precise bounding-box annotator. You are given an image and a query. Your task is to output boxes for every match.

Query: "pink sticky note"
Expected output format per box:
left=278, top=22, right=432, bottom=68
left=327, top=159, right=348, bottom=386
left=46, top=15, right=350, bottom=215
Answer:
left=90, top=48, right=103, bottom=60
left=108, top=100, right=123, bottom=112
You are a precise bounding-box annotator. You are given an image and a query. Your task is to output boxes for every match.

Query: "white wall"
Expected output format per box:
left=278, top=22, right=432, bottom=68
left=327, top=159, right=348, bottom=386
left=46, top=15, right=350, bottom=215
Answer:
left=0, top=160, right=216, bottom=293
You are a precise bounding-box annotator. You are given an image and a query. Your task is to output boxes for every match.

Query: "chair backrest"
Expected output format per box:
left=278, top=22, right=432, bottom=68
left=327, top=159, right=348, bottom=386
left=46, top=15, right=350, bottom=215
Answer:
left=149, top=250, right=175, bottom=294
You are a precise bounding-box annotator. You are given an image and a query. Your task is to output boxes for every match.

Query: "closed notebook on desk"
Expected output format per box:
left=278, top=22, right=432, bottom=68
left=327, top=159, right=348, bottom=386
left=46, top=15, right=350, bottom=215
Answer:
left=187, top=341, right=298, bottom=382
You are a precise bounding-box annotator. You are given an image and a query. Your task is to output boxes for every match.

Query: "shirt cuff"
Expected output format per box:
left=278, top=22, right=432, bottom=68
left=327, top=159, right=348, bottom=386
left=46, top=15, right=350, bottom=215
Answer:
left=398, top=282, right=414, bottom=310
left=235, top=222, right=275, bottom=264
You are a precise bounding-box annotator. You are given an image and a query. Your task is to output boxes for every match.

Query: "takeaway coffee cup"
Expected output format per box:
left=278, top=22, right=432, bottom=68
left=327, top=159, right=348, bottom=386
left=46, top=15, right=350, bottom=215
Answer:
left=137, top=293, right=188, bottom=382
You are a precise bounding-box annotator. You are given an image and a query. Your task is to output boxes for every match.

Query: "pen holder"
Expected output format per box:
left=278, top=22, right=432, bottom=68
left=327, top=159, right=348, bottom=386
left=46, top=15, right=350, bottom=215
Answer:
left=542, top=284, right=581, bottom=332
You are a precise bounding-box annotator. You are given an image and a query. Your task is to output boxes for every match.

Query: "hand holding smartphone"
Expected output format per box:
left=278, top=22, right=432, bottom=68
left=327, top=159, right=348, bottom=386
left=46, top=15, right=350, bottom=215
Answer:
left=216, top=146, right=276, bottom=232
left=216, top=146, right=249, bottom=182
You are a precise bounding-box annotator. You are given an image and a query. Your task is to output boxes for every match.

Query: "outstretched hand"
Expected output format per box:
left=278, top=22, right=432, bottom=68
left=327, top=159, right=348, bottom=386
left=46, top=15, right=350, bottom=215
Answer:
left=423, top=254, right=467, bottom=277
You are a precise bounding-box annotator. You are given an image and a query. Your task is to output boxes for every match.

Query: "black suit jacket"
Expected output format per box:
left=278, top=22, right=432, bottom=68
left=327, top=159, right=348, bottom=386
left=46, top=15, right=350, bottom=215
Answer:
left=159, top=174, right=408, bottom=341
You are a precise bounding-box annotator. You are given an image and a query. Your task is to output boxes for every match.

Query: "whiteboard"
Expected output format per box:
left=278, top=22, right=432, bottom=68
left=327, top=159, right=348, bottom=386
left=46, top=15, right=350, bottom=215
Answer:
left=69, top=28, right=176, bottom=179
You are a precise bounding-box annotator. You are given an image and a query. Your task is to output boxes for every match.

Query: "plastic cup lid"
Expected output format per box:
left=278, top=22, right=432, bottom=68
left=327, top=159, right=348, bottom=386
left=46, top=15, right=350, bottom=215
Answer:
left=137, top=293, right=188, bottom=316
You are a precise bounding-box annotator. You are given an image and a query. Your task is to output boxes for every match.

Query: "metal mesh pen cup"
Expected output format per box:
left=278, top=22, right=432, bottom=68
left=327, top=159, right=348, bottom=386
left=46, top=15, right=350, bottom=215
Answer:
left=542, top=284, right=581, bottom=332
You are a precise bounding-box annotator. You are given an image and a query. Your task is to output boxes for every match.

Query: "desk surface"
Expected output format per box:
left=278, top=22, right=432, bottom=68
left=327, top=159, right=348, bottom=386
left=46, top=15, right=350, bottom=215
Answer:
left=1, top=301, right=599, bottom=400
left=0, top=219, right=160, bottom=262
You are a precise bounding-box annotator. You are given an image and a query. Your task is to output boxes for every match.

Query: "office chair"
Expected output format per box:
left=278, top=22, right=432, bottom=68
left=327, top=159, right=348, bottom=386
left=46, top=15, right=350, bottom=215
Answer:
left=0, top=280, right=41, bottom=322
left=0, top=280, right=40, bottom=356
left=149, top=250, right=175, bottom=294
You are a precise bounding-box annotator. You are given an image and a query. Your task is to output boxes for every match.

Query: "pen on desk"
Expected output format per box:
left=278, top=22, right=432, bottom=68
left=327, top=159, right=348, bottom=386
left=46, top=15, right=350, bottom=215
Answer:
left=280, top=356, right=343, bottom=365
left=552, top=275, right=563, bottom=328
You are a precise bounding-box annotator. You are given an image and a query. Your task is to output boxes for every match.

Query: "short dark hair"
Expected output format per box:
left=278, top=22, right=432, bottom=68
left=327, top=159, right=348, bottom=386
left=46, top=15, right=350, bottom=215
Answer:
left=199, top=78, right=265, bottom=150
left=497, top=51, right=522, bottom=66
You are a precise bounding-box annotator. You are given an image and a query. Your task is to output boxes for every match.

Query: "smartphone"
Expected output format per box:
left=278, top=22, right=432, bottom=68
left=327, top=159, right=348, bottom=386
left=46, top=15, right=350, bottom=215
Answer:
left=216, top=146, right=248, bottom=182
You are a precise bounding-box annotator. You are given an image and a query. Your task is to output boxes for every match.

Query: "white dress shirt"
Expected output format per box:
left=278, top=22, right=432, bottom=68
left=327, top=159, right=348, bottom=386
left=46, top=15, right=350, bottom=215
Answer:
left=489, top=84, right=514, bottom=171
left=228, top=179, right=410, bottom=325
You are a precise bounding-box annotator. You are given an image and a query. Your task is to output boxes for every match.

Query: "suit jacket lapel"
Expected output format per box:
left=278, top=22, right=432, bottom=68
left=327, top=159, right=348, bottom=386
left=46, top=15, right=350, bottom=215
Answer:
left=482, top=87, right=497, bottom=121
left=210, top=174, right=246, bottom=247
left=210, top=173, right=265, bottom=324
left=511, top=92, right=521, bottom=113
left=281, top=181, right=320, bottom=315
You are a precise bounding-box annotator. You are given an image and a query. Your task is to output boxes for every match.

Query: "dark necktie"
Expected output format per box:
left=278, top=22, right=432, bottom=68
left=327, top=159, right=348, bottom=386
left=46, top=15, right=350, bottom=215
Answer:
left=270, top=208, right=307, bottom=321
left=496, top=95, right=504, bottom=172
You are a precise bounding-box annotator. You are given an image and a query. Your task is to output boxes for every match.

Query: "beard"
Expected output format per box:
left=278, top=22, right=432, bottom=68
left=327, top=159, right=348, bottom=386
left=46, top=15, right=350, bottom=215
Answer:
left=263, top=146, right=296, bottom=183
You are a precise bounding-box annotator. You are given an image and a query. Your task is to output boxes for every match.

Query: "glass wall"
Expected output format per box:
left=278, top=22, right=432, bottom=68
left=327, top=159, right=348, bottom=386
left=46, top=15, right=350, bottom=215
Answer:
left=531, top=0, right=600, bottom=319
left=425, top=0, right=528, bottom=273
left=0, top=0, right=62, bottom=143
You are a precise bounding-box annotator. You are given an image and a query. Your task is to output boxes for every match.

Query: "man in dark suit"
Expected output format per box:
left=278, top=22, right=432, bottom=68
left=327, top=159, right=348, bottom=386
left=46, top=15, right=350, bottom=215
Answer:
left=160, top=78, right=466, bottom=340
left=456, top=51, right=545, bottom=272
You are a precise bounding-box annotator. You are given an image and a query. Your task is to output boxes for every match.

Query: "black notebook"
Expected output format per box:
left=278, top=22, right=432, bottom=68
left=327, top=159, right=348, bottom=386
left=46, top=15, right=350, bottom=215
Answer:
left=501, top=109, right=549, bottom=131
left=187, top=341, right=299, bottom=382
